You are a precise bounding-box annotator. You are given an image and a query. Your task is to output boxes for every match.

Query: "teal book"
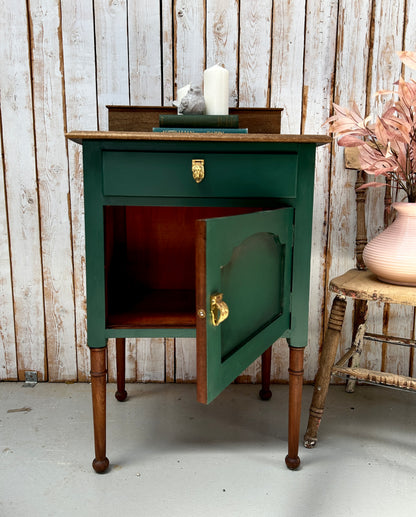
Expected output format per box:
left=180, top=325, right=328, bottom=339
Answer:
left=153, top=127, right=248, bottom=134
left=159, top=114, right=239, bottom=128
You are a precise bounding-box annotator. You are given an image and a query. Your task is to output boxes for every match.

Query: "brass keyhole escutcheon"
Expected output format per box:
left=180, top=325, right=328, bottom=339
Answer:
left=210, top=293, right=229, bottom=327
left=192, top=159, right=205, bottom=183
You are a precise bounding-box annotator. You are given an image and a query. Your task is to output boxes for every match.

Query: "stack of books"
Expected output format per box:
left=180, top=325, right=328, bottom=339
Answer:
left=152, top=114, right=248, bottom=134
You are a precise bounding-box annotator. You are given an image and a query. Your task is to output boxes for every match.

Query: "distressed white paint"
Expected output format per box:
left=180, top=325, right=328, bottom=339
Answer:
left=94, top=0, right=129, bottom=130
left=328, top=0, right=372, bottom=372
left=161, top=0, right=174, bottom=105
left=61, top=0, right=98, bottom=380
left=129, top=0, right=162, bottom=106
left=175, top=338, right=197, bottom=382
left=238, top=0, right=273, bottom=107
left=363, top=0, right=409, bottom=374
left=174, top=0, right=206, bottom=92
left=206, top=0, right=239, bottom=107
left=0, top=0, right=46, bottom=380
left=270, top=0, right=306, bottom=133
left=30, top=0, right=77, bottom=381
left=0, top=129, right=16, bottom=380
left=0, top=0, right=414, bottom=385
left=302, top=0, right=339, bottom=381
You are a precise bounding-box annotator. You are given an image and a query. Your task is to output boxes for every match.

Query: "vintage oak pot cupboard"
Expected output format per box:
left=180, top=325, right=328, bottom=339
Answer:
left=66, top=129, right=329, bottom=473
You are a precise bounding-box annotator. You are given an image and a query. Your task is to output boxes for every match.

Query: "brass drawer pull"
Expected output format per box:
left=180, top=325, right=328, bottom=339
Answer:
left=210, top=293, right=229, bottom=326
left=192, top=159, right=205, bottom=183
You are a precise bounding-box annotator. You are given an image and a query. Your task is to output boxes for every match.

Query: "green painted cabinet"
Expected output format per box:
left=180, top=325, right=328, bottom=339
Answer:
left=67, top=131, right=329, bottom=473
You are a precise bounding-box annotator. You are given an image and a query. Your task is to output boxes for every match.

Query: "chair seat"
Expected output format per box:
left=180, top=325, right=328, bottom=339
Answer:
left=330, top=269, right=416, bottom=306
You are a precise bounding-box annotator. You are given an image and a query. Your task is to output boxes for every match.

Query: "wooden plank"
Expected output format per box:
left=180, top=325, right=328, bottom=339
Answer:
left=0, top=0, right=46, bottom=381
left=165, top=338, right=175, bottom=382
left=106, top=338, right=116, bottom=382
left=175, top=338, right=196, bottom=382
left=161, top=0, right=174, bottom=105
left=61, top=0, right=98, bottom=381
left=128, top=0, right=162, bottom=106
left=174, top=0, right=206, bottom=95
left=94, top=0, right=129, bottom=130
left=94, top=0, right=130, bottom=377
left=268, top=0, right=306, bottom=378
left=125, top=339, right=138, bottom=381
left=302, top=0, right=338, bottom=382
left=271, top=339, right=289, bottom=383
left=404, top=0, right=416, bottom=378
left=270, top=0, right=306, bottom=133
left=238, top=0, right=273, bottom=108
left=29, top=0, right=77, bottom=382
left=384, top=304, right=414, bottom=377
left=365, top=0, right=405, bottom=243
left=326, top=0, right=372, bottom=375
left=107, top=338, right=137, bottom=383
left=235, top=358, right=261, bottom=384
left=137, top=338, right=165, bottom=382
left=363, top=0, right=409, bottom=376
left=206, top=0, right=239, bottom=107
left=0, top=129, right=17, bottom=380
left=128, top=1, right=166, bottom=380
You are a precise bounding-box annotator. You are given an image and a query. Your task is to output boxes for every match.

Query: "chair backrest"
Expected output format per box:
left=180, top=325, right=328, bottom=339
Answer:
left=344, top=147, right=392, bottom=270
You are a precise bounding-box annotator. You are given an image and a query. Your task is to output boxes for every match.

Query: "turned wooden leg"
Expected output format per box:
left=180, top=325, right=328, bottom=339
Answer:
left=303, top=295, right=347, bottom=449
left=285, top=346, right=304, bottom=470
left=90, top=347, right=110, bottom=473
left=259, top=346, right=272, bottom=400
left=115, top=337, right=128, bottom=401
left=345, top=299, right=368, bottom=393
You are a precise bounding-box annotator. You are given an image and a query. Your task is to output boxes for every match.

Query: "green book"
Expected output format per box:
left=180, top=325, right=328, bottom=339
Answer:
left=153, top=127, right=248, bottom=134
left=159, top=114, right=239, bottom=128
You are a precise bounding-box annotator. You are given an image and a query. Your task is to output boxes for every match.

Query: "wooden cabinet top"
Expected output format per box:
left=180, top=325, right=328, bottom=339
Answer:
left=66, top=130, right=331, bottom=146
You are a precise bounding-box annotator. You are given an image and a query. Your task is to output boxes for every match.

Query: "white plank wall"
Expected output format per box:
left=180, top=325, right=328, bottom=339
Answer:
left=1, top=0, right=46, bottom=381
left=327, top=0, right=372, bottom=383
left=0, top=0, right=415, bottom=384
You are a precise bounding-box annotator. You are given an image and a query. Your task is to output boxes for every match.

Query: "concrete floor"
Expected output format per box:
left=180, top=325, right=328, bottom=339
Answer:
left=1, top=382, right=415, bottom=517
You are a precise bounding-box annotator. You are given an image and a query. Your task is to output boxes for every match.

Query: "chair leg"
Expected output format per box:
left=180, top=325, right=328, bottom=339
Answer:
left=259, top=346, right=272, bottom=400
left=285, top=346, right=304, bottom=470
left=115, top=337, right=128, bottom=401
left=345, top=299, right=368, bottom=393
left=90, top=347, right=110, bottom=473
left=303, top=295, right=347, bottom=448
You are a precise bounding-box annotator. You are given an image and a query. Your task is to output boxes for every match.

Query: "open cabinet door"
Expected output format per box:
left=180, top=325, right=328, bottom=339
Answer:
left=196, top=208, right=294, bottom=404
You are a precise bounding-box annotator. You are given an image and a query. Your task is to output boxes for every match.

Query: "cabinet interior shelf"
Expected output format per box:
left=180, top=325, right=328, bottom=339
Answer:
left=106, top=288, right=196, bottom=329
left=104, top=205, right=260, bottom=330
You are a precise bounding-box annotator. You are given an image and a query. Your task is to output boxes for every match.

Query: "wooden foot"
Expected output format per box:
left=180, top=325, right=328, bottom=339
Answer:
left=90, top=347, right=110, bottom=473
left=259, top=346, right=272, bottom=400
left=285, top=346, right=304, bottom=470
left=303, top=296, right=347, bottom=448
left=115, top=338, right=128, bottom=401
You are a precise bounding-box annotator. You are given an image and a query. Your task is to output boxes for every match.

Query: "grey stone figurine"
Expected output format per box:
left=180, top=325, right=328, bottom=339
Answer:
left=178, top=85, right=206, bottom=115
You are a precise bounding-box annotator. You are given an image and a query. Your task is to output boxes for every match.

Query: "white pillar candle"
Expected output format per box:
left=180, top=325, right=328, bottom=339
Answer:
left=203, top=64, right=229, bottom=115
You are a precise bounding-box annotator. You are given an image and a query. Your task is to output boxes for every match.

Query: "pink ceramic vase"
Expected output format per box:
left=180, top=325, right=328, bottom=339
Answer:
left=363, top=202, right=416, bottom=286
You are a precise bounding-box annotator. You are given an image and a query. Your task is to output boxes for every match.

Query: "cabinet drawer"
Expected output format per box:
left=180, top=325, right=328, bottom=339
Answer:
left=102, top=151, right=297, bottom=198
